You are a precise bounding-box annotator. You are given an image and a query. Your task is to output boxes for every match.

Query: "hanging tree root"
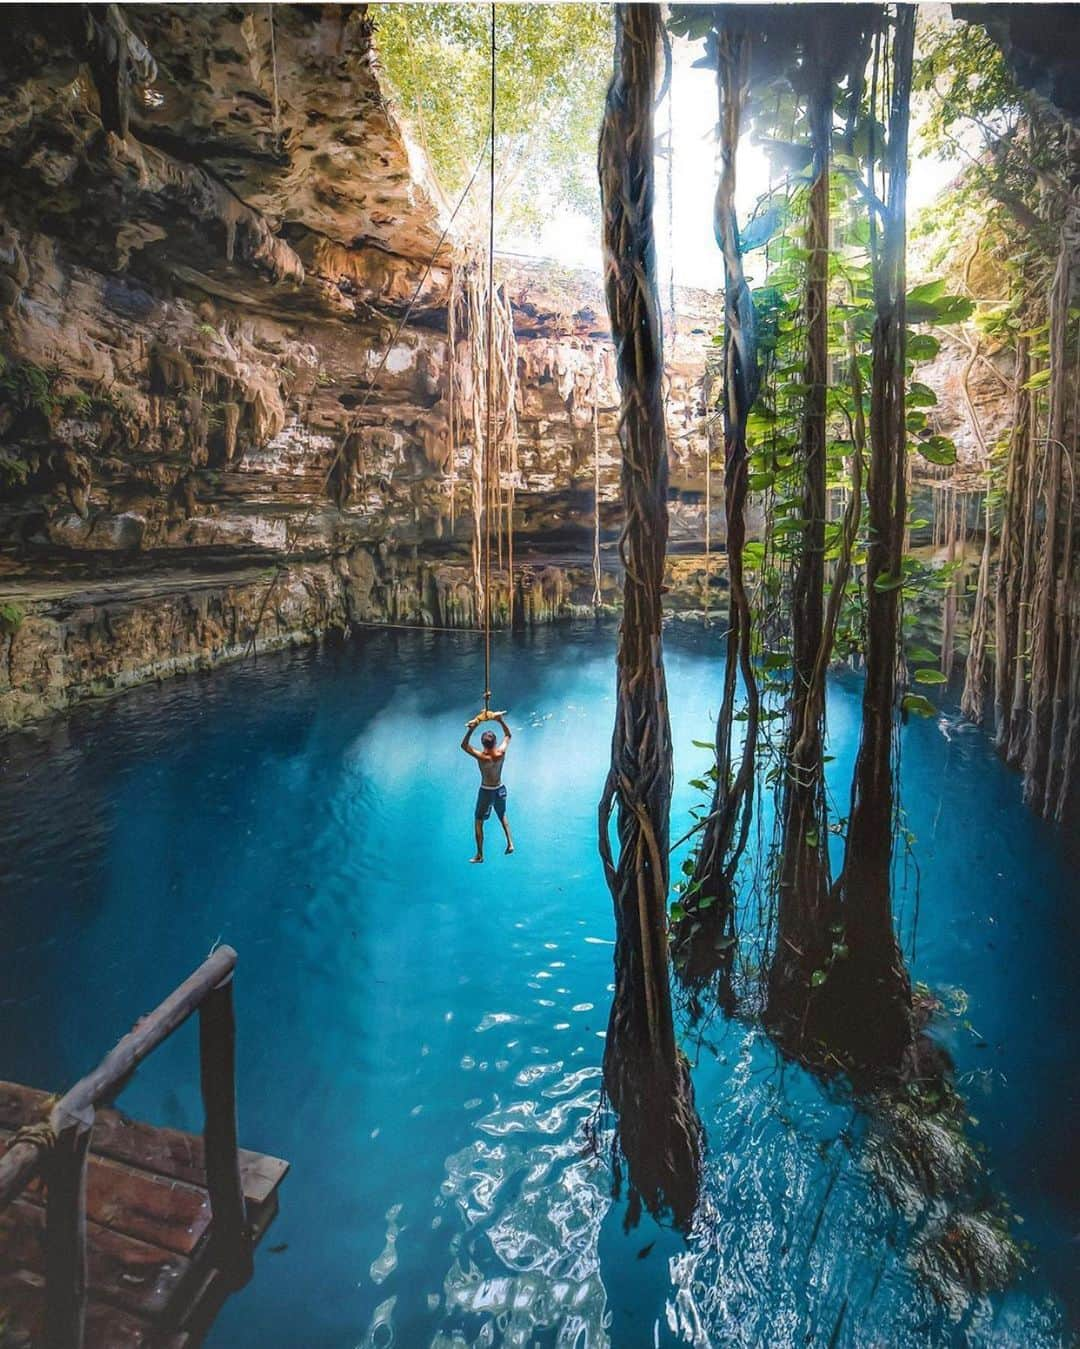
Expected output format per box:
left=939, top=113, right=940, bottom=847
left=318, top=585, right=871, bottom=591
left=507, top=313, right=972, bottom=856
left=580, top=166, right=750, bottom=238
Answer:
left=597, top=1, right=700, bottom=1231
left=461, top=258, right=519, bottom=629
left=766, top=54, right=838, bottom=1043
left=822, top=9, right=917, bottom=1077
left=671, top=16, right=760, bottom=996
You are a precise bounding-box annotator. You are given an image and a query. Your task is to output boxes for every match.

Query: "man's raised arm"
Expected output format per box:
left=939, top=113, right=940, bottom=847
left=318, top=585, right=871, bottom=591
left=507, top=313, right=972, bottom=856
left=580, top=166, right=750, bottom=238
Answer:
left=461, top=718, right=481, bottom=756
left=496, top=715, right=512, bottom=752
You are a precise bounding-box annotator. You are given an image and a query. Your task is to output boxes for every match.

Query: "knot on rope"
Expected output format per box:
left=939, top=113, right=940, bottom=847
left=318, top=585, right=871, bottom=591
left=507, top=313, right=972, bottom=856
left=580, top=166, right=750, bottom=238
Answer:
left=10, top=1120, right=57, bottom=1154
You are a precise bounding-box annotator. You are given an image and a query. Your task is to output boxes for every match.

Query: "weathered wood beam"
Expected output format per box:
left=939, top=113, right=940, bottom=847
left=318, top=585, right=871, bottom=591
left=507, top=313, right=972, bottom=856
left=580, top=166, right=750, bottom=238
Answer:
left=43, top=1103, right=94, bottom=1349
left=199, top=973, right=252, bottom=1288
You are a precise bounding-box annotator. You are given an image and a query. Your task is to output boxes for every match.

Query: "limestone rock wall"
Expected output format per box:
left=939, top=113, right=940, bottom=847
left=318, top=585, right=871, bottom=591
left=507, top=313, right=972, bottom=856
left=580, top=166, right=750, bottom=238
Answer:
left=0, top=4, right=724, bottom=727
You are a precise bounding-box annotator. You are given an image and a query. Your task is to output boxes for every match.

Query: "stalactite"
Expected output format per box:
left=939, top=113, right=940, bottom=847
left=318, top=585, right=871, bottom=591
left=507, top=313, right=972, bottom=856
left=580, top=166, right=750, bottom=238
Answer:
left=222, top=401, right=240, bottom=466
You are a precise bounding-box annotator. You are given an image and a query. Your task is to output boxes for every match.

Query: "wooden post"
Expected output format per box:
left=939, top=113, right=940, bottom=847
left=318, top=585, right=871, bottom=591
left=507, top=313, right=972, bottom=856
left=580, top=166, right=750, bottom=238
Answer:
left=44, top=1103, right=94, bottom=1349
left=199, top=973, right=252, bottom=1287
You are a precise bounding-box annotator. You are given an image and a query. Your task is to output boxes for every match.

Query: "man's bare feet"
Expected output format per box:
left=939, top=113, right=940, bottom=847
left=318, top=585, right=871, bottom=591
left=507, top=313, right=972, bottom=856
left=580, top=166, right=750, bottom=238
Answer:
left=469, top=854, right=484, bottom=864
left=505, top=844, right=514, bottom=855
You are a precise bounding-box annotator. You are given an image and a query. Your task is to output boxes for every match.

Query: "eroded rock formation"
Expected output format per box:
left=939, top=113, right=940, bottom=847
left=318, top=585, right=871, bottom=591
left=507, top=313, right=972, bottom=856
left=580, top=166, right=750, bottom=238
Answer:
left=0, top=4, right=721, bottom=727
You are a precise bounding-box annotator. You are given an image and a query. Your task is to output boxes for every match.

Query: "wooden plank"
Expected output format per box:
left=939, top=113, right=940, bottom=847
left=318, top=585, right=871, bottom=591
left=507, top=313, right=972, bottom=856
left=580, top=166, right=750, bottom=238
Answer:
left=0, top=1271, right=188, bottom=1349
left=0, top=1078, right=288, bottom=1349
left=0, top=1200, right=192, bottom=1320
left=0, top=1083, right=288, bottom=1204
left=4, top=1148, right=211, bottom=1256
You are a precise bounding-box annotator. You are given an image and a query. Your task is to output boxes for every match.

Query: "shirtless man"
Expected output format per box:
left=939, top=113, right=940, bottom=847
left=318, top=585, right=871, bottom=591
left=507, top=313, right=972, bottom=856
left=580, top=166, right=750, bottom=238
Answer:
left=460, top=714, right=514, bottom=863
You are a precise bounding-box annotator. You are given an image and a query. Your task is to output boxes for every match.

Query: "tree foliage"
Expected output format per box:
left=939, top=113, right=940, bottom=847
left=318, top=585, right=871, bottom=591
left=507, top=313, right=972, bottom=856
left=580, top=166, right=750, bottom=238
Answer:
left=370, top=3, right=612, bottom=239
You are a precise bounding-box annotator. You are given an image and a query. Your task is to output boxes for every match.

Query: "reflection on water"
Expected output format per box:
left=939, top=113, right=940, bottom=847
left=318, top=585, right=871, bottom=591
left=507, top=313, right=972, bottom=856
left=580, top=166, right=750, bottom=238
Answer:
left=0, top=624, right=1076, bottom=1347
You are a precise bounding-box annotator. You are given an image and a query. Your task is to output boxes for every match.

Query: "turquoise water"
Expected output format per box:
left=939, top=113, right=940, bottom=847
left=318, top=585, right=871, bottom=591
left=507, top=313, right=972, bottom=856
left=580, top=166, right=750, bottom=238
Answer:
left=0, top=624, right=1076, bottom=1347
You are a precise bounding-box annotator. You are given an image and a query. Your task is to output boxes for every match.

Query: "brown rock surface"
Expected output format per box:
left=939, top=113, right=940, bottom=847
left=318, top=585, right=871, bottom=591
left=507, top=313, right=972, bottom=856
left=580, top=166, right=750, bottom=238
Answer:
left=0, top=5, right=725, bottom=727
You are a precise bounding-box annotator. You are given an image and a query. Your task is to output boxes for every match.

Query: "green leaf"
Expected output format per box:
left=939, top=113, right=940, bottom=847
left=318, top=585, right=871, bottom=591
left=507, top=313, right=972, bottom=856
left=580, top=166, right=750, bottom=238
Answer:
left=1024, top=368, right=1052, bottom=390
left=811, top=970, right=829, bottom=988
left=907, top=279, right=947, bottom=306
left=916, top=435, right=957, bottom=466
left=907, top=333, right=941, bottom=362
left=670, top=902, right=686, bottom=923
left=691, top=739, right=715, bottom=750
left=906, top=381, right=938, bottom=408
left=913, top=667, right=948, bottom=685
left=874, top=573, right=905, bottom=591
left=909, top=294, right=974, bottom=325
left=907, top=644, right=936, bottom=662
left=804, top=828, right=819, bottom=848
left=901, top=693, right=936, bottom=717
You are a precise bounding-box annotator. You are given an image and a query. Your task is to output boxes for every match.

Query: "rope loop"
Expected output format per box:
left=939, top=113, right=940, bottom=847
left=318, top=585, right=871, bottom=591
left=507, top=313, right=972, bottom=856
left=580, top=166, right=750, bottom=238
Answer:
left=10, top=1120, right=57, bottom=1154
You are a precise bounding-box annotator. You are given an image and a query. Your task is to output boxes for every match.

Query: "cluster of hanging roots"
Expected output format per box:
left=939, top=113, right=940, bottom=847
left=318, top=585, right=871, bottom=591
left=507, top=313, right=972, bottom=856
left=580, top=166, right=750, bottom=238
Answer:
left=330, top=254, right=520, bottom=643
left=666, top=5, right=916, bottom=1080
left=960, top=228, right=1080, bottom=825
left=434, top=257, right=522, bottom=629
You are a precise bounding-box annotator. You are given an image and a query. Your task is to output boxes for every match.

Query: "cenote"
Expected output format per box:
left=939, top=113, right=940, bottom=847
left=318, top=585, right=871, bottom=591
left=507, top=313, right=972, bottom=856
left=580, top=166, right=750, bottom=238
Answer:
left=3, top=3, right=1080, bottom=1345
left=1, top=624, right=1076, bottom=1347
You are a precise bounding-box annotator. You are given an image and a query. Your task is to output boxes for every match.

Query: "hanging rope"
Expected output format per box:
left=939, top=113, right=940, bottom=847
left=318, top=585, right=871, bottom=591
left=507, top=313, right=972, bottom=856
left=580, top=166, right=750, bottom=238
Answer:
left=481, top=2, right=497, bottom=714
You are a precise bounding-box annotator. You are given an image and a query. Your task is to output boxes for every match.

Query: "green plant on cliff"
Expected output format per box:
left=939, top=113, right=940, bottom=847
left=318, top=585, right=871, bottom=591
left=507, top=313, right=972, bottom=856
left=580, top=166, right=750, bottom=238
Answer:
left=0, top=354, right=66, bottom=423
left=371, top=4, right=611, bottom=238
left=0, top=602, right=24, bottom=635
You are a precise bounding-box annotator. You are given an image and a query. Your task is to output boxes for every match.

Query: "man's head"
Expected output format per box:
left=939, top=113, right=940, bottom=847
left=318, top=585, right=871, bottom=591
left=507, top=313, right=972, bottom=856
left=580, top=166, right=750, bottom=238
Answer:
left=481, top=729, right=497, bottom=749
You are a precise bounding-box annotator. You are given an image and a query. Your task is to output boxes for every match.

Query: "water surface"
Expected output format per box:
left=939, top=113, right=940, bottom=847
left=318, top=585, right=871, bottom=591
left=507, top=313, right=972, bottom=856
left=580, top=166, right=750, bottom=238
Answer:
left=1, top=624, right=1075, bottom=1347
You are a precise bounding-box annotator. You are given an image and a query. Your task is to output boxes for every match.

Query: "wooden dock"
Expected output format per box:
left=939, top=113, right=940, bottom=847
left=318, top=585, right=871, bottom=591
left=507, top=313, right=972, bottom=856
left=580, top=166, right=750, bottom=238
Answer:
left=0, top=949, right=288, bottom=1348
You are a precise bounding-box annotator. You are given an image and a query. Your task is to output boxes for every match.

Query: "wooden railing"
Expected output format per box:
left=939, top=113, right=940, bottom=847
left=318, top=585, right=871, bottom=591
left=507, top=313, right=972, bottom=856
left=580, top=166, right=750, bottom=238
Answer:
left=0, top=945, right=252, bottom=1349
